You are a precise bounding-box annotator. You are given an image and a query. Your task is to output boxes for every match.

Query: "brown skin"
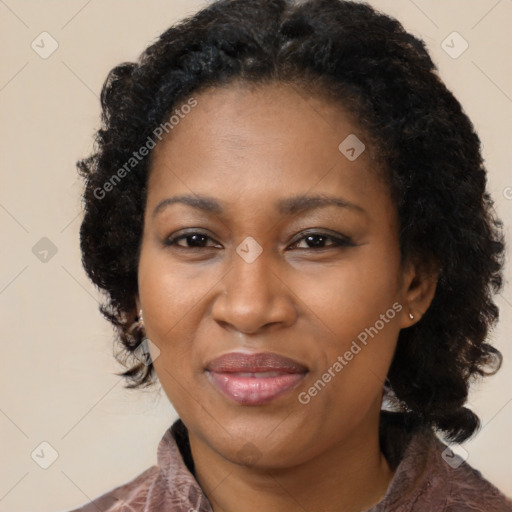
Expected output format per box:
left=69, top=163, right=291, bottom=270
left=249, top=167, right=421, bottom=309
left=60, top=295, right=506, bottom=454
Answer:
left=135, top=82, right=438, bottom=512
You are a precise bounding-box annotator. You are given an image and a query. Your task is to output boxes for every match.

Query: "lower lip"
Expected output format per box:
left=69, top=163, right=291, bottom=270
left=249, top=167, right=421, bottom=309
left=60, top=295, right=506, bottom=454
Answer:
left=206, top=371, right=306, bottom=405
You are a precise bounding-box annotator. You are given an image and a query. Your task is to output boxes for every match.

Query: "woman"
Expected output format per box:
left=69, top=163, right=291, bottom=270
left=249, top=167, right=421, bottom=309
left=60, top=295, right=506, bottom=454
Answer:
left=70, top=0, right=512, bottom=510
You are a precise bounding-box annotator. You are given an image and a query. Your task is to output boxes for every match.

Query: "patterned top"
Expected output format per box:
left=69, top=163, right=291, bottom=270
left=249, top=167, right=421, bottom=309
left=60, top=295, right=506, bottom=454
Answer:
left=66, top=413, right=512, bottom=511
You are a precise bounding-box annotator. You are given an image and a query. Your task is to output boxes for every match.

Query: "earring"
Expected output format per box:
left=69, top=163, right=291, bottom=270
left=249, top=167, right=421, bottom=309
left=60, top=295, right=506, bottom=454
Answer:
left=129, top=308, right=145, bottom=334
left=409, top=313, right=414, bottom=320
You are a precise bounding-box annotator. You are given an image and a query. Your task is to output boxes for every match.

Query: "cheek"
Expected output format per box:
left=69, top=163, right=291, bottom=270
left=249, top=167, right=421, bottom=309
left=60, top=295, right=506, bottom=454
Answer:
left=136, top=246, right=227, bottom=406
left=137, top=249, right=199, bottom=366
left=137, top=243, right=213, bottom=333
left=297, top=277, right=400, bottom=439
left=299, top=245, right=402, bottom=342
left=295, top=245, right=401, bottom=404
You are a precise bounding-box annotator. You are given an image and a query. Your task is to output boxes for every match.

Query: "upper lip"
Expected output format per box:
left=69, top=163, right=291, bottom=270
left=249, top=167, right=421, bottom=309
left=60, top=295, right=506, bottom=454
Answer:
left=205, top=352, right=308, bottom=374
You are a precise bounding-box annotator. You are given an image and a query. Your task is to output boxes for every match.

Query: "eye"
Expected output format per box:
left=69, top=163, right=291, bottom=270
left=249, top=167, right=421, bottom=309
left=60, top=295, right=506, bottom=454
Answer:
left=163, top=230, right=354, bottom=251
left=290, top=231, right=354, bottom=250
left=164, top=231, right=221, bottom=249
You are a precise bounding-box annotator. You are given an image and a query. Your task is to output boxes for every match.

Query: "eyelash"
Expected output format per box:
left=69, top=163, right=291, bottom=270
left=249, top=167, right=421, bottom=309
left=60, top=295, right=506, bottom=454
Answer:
left=163, top=230, right=354, bottom=251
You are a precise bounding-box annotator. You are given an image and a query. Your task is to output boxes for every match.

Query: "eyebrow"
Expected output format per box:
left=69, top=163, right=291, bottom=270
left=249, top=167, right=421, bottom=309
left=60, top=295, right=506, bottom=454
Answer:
left=152, top=193, right=367, bottom=219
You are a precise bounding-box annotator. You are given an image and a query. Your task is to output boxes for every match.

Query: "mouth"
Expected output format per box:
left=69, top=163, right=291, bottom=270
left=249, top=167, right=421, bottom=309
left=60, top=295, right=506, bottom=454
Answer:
left=205, top=351, right=308, bottom=406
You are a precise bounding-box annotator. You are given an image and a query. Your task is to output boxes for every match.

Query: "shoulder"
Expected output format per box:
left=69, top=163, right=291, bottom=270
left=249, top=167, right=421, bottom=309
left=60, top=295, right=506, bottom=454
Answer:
left=63, top=464, right=160, bottom=512
left=439, top=448, right=512, bottom=512
left=413, top=430, right=512, bottom=511
left=375, top=415, right=512, bottom=511
left=61, top=419, right=211, bottom=512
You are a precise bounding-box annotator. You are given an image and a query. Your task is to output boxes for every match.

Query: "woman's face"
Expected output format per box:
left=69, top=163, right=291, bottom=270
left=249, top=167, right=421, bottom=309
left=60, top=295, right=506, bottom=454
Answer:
left=136, top=82, right=424, bottom=468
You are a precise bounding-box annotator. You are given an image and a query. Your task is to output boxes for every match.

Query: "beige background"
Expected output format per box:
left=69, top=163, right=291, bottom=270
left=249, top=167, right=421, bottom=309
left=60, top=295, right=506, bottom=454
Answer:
left=0, top=1, right=511, bottom=510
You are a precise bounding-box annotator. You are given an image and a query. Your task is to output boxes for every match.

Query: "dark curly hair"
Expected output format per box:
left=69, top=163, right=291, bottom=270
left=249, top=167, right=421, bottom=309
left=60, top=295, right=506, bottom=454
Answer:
left=78, top=0, right=506, bottom=443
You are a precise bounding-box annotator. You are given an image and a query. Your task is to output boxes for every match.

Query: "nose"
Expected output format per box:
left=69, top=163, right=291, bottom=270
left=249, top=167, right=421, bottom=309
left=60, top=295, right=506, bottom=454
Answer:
left=211, top=247, right=297, bottom=335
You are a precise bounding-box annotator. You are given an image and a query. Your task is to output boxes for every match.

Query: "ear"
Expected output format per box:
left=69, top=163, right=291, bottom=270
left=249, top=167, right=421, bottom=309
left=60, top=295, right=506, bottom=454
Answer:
left=398, top=257, right=439, bottom=329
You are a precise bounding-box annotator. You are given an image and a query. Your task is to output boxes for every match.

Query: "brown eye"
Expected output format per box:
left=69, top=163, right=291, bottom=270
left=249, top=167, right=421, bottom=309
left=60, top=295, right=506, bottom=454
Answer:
left=291, top=232, right=354, bottom=250
left=164, top=232, right=221, bottom=249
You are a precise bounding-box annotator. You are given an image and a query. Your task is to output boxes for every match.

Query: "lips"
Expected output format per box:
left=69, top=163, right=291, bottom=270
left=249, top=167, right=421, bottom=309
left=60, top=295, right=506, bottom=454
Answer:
left=206, top=352, right=308, bottom=373
left=205, top=352, right=308, bottom=405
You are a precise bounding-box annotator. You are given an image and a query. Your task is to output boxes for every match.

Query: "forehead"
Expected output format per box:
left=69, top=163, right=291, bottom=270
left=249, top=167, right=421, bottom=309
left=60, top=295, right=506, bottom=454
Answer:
left=147, top=82, right=392, bottom=220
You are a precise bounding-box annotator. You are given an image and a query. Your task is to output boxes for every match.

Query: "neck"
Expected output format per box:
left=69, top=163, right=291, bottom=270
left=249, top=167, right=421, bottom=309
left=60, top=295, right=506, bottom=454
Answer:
left=188, top=407, right=394, bottom=512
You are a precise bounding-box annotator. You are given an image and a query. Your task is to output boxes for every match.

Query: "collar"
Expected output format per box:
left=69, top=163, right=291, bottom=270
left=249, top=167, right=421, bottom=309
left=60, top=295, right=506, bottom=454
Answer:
left=154, top=419, right=213, bottom=512
left=153, top=413, right=446, bottom=512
